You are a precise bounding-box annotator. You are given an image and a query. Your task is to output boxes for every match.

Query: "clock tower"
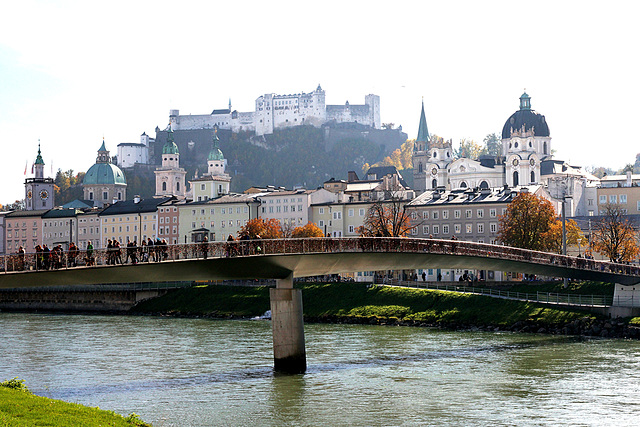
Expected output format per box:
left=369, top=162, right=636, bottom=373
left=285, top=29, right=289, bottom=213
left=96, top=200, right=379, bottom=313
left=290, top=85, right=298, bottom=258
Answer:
left=25, top=143, right=55, bottom=210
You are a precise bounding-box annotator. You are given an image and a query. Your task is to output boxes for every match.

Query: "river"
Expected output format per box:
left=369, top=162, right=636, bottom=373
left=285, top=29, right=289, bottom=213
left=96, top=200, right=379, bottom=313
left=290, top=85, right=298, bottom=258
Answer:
left=1, top=313, right=639, bottom=426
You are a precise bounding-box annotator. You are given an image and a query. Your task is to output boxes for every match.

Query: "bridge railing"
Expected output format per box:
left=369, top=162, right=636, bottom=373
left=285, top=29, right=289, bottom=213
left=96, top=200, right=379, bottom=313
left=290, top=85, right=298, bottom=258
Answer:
left=387, top=279, right=614, bottom=307
left=1, top=238, right=639, bottom=281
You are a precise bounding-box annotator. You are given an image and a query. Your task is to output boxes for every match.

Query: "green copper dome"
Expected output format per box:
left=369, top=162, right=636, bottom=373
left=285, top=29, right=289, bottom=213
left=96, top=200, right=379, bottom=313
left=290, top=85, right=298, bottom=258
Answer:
left=163, top=124, right=179, bottom=154
left=82, top=141, right=127, bottom=185
left=163, top=141, right=179, bottom=155
left=83, top=163, right=127, bottom=185
left=208, top=130, right=224, bottom=161
left=34, top=144, right=45, bottom=165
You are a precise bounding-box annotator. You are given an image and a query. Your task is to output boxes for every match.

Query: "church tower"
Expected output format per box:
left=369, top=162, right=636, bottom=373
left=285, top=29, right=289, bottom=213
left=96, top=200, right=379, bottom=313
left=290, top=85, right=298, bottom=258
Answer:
left=412, top=100, right=453, bottom=193
left=207, top=127, right=228, bottom=177
left=154, top=125, right=186, bottom=198
left=189, top=126, right=231, bottom=201
left=501, top=92, right=550, bottom=186
left=25, top=143, right=55, bottom=210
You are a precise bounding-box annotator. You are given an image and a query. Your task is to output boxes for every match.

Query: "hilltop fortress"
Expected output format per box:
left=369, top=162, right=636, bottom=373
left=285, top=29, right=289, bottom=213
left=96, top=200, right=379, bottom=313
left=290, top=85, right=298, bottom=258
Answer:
left=168, top=84, right=381, bottom=136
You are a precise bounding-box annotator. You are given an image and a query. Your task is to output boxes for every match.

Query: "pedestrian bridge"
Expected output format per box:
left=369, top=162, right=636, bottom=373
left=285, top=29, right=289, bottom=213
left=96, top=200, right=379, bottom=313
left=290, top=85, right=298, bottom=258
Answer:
left=1, top=237, right=639, bottom=287
left=2, top=237, right=640, bottom=374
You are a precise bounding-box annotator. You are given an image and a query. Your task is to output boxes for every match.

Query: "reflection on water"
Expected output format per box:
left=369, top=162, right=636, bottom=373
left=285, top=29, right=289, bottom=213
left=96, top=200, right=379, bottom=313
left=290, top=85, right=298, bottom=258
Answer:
left=1, top=313, right=639, bottom=426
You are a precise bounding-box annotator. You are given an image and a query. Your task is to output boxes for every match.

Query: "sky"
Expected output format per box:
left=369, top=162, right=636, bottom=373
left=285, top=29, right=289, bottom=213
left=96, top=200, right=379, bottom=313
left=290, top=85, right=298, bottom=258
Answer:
left=1, top=0, right=639, bottom=203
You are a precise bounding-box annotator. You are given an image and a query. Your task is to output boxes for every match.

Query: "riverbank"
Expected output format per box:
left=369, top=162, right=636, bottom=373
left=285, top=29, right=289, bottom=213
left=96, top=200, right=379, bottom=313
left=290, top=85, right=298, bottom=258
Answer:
left=0, top=378, right=150, bottom=426
left=131, top=281, right=640, bottom=339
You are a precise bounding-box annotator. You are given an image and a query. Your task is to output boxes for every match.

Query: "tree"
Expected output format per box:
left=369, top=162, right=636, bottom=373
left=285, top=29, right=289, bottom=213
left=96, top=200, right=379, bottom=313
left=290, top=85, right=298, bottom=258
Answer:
left=358, top=196, right=415, bottom=237
left=371, top=140, right=414, bottom=171
left=498, top=193, right=557, bottom=251
left=590, top=203, right=640, bottom=262
left=454, top=138, right=484, bottom=160
left=239, top=218, right=283, bottom=239
left=545, top=218, right=585, bottom=254
left=291, top=222, right=324, bottom=238
left=482, top=133, right=502, bottom=157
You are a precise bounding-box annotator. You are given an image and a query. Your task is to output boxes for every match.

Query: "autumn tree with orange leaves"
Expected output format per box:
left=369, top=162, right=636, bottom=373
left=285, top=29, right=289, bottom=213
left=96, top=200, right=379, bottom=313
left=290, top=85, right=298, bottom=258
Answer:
left=545, top=218, right=585, bottom=254
left=590, top=203, right=640, bottom=262
left=498, top=192, right=559, bottom=251
left=358, top=196, right=416, bottom=237
left=291, top=222, right=324, bottom=238
left=238, top=218, right=283, bottom=239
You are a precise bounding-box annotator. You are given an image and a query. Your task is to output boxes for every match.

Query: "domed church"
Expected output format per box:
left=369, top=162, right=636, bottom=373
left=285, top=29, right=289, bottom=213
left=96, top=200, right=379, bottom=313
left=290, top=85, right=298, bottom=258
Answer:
left=82, top=140, right=127, bottom=207
left=412, top=92, right=598, bottom=216
left=413, top=92, right=553, bottom=191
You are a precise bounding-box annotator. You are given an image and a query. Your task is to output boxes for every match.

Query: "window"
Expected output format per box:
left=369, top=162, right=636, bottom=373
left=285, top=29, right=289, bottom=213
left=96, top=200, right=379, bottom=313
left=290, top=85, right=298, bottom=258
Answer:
left=348, top=209, right=354, bottom=217
left=442, top=224, right=449, bottom=234
left=319, top=208, right=325, bottom=214
left=588, top=199, right=593, bottom=206
left=442, top=210, right=449, bottom=219
left=465, top=209, right=472, bottom=218
left=466, top=224, right=473, bottom=233
left=620, top=194, right=627, bottom=204
left=411, top=212, right=418, bottom=220
left=319, top=220, right=324, bottom=227
left=454, top=210, right=461, bottom=219
left=433, top=211, right=439, bottom=220
left=410, top=227, right=418, bottom=235
left=423, top=225, right=430, bottom=234
left=432, top=225, right=439, bottom=234
left=423, top=211, right=429, bottom=219
left=221, top=208, right=225, bottom=214
left=348, top=225, right=355, bottom=233
left=610, top=195, right=617, bottom=203
left=333, top=212, right=342, bottom=220
left=490, top=209, right=497, bottom=218
left=191, top=222, right=196, bottom=228
left=599, top=195, right=607, bottom=204
left=454, top=224, right=461, bottom=234
left=477, top=209, right=484, bottom=218
left=201, top=184, right=205, bottom=190
left=490, top=223, right=497, bottom=233
left=477, top=223, right=484, bottom=233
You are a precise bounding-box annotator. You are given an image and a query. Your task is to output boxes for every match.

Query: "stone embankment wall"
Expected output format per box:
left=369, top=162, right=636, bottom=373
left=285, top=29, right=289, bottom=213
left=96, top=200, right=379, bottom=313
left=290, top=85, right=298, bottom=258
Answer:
left=0, top=289, right=167, bottom=312
left=305, top=315, right=640, bottom=339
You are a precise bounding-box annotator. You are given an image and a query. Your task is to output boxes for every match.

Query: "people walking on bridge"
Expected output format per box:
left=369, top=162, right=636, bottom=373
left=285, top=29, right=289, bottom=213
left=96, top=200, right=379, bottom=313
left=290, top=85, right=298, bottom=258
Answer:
left=146, top=238, right=155, bottom=262
left=114, top=240, right=123, bottom=265
left=86, top=241, right=94, bottom=266
left=17, top=246, right=25, bottom=271
left=140, top=239, right=148, bottom=262
left=42, top=244, right=51, bottom=270
left=68, top=242, right=78, bottom=267
left=201, top=236, right=209, bottom=259
left=226, top=234, right=236, bottom=257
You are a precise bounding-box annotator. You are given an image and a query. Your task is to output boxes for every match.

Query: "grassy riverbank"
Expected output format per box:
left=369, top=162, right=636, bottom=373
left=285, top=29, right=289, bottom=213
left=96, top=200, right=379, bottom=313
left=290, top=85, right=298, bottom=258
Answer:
left=132, top=281, right=599, bottom=327
left=0, top=378, right=150, bottom=427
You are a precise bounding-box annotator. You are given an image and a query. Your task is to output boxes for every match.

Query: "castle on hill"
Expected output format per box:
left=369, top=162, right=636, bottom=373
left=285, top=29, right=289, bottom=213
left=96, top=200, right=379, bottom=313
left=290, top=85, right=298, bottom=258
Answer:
left=167, top=84, right=381, bottom=136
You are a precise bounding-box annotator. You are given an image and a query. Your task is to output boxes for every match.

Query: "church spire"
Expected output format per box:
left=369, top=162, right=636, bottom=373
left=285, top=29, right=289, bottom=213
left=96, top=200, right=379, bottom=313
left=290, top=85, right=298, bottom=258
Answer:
left=34, top=141, right=45, bottom=179
left=416, top=99, right=429, bottom=143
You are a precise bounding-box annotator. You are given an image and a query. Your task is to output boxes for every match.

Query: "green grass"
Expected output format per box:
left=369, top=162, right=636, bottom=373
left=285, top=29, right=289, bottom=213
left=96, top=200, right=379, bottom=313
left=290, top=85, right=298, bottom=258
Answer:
left=0, top=378, right=150, bottom=426
left=133, top=282, right=597, bottom=327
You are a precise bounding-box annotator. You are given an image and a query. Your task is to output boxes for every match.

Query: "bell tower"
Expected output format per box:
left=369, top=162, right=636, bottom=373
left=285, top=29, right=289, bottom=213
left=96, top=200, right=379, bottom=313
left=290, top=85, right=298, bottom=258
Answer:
left=25, top=142, right=55, bottom=210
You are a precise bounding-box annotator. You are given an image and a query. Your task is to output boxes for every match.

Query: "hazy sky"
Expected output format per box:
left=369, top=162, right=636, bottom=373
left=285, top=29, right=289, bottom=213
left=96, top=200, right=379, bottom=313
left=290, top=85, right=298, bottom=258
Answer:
left=1, top=0, right=638, bottom=203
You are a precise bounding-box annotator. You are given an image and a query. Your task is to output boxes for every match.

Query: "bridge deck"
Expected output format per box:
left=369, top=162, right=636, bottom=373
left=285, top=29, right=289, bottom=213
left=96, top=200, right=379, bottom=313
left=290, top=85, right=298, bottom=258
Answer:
left=1, top=238, right=639, bottom=288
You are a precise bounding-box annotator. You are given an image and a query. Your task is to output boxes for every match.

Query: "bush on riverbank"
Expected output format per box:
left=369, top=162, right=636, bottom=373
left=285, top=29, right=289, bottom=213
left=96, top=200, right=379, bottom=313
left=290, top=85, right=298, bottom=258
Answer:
left=0, top=378, right=150, bottom=426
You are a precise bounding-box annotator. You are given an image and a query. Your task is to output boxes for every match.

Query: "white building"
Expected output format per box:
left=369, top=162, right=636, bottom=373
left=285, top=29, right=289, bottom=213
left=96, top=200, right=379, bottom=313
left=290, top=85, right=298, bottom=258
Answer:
left=154, top=126, right=186, bottom=198
left=259, top=188, right=336, bottom=231
left=168, top=85, right=381, bottom=136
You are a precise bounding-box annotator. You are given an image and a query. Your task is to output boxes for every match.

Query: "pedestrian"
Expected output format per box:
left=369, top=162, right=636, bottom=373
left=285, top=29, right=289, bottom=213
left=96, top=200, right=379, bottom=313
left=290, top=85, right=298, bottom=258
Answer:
left=17, top=246, right=25, bottom=271
left=201, top=236, right=209, bottom=259
left=226, top=234, right=236, bottom=257
left=422, top=271, right=426, bottom=281
left=86, top=241, right=94, bottom=266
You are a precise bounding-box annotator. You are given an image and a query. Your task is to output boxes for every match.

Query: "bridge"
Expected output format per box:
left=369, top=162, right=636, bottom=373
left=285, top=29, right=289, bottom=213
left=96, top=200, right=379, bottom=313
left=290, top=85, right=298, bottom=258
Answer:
left=1, top=237, right=639, bottom=373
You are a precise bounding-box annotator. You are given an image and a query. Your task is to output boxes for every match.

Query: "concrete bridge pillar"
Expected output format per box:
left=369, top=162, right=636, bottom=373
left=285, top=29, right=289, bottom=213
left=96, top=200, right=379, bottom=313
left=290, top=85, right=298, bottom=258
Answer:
left=610, top=283, right=640, bottom=317
left=270, top=273, right=306, bottom=374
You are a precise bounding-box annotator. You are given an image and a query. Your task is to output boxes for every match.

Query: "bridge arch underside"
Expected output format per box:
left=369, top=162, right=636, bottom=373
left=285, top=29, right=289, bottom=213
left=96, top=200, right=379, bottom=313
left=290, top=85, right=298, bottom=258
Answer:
left=2, top=252, right=638, bottom=289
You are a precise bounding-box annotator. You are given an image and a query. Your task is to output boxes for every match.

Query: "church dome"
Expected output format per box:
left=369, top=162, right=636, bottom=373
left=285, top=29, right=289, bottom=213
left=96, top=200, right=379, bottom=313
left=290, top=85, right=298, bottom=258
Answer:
left=501, top=92, right=550, bottom=139
left=82, top=141, right=127, bottom=185
left=163, top=141, right=179, bottom=155
left=208, top=147, right=224, bottom=161
left=83, top=163, right=127, bottom=185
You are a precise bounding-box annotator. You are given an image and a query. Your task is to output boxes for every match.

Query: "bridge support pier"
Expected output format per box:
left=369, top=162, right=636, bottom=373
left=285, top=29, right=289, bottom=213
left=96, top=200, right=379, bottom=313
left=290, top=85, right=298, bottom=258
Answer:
left=610, top=283, right=640, bottom=317
left=270, top=273, right=306, bottom=374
